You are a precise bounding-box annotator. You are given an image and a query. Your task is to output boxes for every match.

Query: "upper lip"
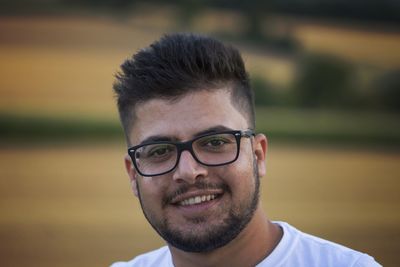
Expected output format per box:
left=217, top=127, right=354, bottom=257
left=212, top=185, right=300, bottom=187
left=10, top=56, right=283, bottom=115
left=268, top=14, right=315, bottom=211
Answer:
left=169, top=189, right=223, bottom=205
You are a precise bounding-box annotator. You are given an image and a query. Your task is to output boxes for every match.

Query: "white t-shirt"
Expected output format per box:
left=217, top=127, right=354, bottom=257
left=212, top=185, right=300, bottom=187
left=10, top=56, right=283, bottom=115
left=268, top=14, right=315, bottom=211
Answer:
left=110, top=221, right=381, bottom=267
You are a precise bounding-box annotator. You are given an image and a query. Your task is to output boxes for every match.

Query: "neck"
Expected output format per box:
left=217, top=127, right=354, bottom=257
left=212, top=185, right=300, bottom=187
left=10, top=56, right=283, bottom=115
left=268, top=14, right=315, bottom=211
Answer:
left=169, top=206, right=282, bottom=267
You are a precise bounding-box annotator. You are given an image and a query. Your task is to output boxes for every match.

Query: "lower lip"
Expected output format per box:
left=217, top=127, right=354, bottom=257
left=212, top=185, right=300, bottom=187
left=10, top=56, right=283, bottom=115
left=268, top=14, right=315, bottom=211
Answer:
left=174, top=195, right=222, bottom=215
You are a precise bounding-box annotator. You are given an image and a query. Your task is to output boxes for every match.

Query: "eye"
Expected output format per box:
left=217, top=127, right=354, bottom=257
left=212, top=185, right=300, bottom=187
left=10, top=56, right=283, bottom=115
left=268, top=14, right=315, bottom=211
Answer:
left=206, top=138, right=227, bottom=147
left=148, top=145, right=173, bottom=157
left=198, top=135, right=233, bottom=150
left=138, top=144, right=175, bottom=160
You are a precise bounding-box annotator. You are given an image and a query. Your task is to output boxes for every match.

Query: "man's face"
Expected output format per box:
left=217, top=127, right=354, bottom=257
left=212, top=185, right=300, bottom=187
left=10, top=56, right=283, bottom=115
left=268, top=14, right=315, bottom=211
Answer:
left=125, top=89, right=267, bottom=252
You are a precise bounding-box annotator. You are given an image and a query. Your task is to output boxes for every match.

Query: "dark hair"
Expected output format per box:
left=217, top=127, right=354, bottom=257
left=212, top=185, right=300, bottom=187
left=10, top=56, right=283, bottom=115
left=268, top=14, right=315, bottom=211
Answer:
left=113, top=33, right=255, bottom=137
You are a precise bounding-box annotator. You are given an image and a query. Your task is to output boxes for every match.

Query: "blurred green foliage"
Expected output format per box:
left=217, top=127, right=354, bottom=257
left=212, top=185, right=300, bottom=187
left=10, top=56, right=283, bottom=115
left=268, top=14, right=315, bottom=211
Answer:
left=370, top=69, right=400, bottom=111
left=252, top=76, right=276, bottom=106
left=292, top=53, right=356, bottom=108
left=252, top=54, right=399, bottom=113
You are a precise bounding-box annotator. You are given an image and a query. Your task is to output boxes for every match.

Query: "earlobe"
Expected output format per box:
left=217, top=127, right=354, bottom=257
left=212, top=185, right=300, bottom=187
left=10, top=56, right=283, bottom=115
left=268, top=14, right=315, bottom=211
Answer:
left=124, top=154, right=139, bottom=197
left=254, top=134, right=268, bottom=177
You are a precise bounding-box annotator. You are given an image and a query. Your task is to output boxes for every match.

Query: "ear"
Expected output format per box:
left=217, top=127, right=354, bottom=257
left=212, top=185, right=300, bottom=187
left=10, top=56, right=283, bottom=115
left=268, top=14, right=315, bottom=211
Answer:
left=124, top=154, right=139, bottom=197
left=254, top=133, right=268, bottom=177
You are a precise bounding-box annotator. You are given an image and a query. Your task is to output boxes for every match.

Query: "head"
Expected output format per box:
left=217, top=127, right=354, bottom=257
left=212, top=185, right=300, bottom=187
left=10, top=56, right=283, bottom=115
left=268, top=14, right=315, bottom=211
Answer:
left=113, top=33, right=255, bottom=144
left=113, top=33, right=267, bottom=253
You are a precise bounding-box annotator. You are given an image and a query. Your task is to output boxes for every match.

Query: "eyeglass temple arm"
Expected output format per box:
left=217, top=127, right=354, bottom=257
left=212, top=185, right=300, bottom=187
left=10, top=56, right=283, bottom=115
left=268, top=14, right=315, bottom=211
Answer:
left=241, top=129, right=256, bottom=137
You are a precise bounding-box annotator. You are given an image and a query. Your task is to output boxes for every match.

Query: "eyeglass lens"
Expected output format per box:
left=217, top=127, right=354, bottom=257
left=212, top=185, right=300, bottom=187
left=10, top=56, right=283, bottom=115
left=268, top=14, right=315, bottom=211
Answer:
left=134, top=133, right=238, bottom=176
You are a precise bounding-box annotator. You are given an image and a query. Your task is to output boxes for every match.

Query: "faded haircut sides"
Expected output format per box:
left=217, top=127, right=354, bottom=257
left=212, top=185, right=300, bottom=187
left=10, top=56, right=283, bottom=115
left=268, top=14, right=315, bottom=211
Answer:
left=113, top=33, right=255, bottom=143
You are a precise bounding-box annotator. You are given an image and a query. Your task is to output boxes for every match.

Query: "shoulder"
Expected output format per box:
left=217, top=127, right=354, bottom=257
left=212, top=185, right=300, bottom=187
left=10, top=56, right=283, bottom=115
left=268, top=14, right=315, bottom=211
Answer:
left=258, top=222, right=381, bottom=267
left=110, top=246, right=172, bottom=267
left=295, top=228, right=381, bottom=267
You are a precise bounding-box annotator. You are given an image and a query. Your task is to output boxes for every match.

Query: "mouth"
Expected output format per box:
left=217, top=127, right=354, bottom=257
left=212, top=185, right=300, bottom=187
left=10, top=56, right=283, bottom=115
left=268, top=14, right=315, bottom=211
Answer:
left=179, top=194, right=218, bottom=206
left=169, top=190, right=224, bottom=208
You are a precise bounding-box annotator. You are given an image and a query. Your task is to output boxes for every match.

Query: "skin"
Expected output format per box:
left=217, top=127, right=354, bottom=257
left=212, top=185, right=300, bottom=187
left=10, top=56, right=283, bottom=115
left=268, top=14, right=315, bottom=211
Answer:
left=124, top=89, right=282, bottom=267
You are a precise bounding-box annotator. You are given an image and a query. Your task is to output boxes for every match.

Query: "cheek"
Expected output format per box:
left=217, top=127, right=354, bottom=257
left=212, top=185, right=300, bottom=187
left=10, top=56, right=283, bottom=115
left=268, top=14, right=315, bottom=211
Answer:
left=137, top=178, right=167, bottom=205
left=218, top=153, right=256, bottom=191
left=235, top=148, right=256, bottom=176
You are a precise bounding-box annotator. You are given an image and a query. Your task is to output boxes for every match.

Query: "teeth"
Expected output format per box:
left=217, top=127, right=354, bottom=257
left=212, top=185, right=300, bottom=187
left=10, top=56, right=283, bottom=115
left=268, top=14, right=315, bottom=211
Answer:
left=179, top=194, right=216, bottom=206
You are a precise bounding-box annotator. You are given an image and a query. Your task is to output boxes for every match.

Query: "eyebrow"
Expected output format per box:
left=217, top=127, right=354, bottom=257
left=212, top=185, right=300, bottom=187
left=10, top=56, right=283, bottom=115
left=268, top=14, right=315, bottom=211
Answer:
left=139, top=135, right=174, bottom=145
left=193, top=125, right=234, bottom=137
left=138, top=125, right=234, bottom=146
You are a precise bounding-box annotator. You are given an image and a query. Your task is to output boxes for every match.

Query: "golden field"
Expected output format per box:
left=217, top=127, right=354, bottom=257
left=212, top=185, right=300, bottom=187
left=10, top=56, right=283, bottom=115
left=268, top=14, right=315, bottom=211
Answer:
left=0, top=143, right=399, bottom=266
left=0, top=15, right=399, bottom=267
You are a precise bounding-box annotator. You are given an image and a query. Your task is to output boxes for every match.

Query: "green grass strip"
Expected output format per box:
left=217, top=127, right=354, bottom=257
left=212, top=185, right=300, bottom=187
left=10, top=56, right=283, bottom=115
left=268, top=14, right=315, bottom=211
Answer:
left=0, top=112, right=124, bottom=143
left=1, top=109, right=399, bottom=147
left=255, top=107, right=400, bottom=147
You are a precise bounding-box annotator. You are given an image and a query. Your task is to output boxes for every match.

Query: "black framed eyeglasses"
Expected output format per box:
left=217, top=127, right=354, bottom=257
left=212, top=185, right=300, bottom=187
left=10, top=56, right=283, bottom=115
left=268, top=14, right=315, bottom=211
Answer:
left=128, top=129, right=255, bottom=177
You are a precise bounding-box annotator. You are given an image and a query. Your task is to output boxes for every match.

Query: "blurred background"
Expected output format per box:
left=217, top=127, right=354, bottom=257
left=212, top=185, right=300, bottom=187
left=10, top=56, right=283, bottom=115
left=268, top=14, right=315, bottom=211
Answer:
left=0, top=1, right=399, bottom=266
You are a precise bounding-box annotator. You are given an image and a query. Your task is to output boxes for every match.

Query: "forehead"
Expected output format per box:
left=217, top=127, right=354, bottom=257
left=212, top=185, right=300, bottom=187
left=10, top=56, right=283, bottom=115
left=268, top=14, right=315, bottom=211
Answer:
left=129, top=89, right=248, bottom=144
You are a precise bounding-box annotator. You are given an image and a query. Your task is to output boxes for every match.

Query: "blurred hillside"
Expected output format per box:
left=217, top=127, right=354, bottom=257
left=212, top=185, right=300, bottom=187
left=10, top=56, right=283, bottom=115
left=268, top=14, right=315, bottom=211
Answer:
left=0, top=1, right=399, bottom=146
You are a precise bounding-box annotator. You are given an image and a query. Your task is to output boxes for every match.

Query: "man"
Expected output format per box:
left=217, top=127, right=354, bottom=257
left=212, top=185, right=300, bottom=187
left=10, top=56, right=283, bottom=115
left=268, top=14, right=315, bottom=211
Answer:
left=111, top=33, right=381, bottom=267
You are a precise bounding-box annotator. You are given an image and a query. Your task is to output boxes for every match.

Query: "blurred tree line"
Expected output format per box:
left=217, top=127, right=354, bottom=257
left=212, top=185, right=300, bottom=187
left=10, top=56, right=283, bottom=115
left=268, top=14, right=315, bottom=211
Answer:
left=2, top=0, right=399, bottom=26
left=252, top=53, right=400, bottom=112
left=14, top=0, right=398, bottom=22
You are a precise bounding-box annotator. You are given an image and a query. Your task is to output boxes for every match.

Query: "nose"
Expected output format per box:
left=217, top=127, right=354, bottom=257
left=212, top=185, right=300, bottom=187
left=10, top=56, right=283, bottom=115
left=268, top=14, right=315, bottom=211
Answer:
left=172, top=150, right=208, bottom=184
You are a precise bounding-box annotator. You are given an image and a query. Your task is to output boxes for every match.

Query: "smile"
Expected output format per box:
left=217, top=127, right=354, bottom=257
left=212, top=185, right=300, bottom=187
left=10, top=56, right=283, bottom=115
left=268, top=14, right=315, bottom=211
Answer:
left=179, top=195, right=217, bottom=206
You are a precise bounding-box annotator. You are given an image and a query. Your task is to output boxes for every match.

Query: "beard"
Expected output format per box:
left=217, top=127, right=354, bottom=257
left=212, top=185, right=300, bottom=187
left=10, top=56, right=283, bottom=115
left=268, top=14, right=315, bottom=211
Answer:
left=136, top=159, right=260, bottom=253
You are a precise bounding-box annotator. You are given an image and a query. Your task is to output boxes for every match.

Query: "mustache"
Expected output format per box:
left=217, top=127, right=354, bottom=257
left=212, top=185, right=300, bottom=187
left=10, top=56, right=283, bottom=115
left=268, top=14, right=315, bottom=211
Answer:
left=163, top=181, right=230, bottom=206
